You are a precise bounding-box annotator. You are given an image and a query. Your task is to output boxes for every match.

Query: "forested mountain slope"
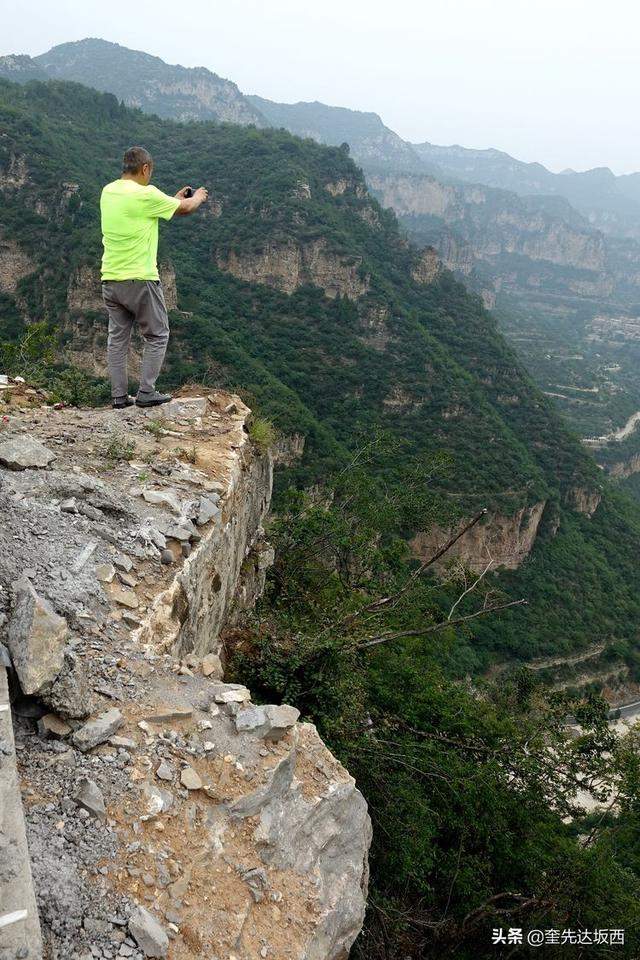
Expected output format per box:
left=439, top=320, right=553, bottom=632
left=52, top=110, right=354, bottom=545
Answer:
left=2, top=78, right=640, bottom=671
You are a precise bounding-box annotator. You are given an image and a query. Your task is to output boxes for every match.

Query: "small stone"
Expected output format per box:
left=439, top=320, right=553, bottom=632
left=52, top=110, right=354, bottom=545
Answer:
left=160, top=550, right=174, bottom=565
left=144, top=705, right=192, bottom=723
left=113, top=554, right=134, bottom=572
left=241, top=866, right=268, bottom=903
left=43, top=649, right=92, bottom=719
left=110, top=736, right=137, bottom=750
left=96, top=563, right=116, bottom=583
left=262, top=704, right=300, bottom=742
left=122, top=612, right=142, bottom=626
left=75, top=777, right=106, bottom=820
left=142, top=488, right=183, bottom=514
left=212, top=683, right=250, bottom=705
left=156, top=761, right=174, bottom=781
left=37, top=713, right=71, bottom=739
left=180, top=766, right=202, bottom=791
left=195, top=495, right=221, bottom=526
left=112, top=588, right=139, bottom=609
left=158, top=519, right=198, bottom=543
left=118, top=571, right=138, bottom=588
left=60, top=497, right=77, bottom=513
left=72, top=708, right=123, bottom=751
left=201, top=653, right=222, bottom=678
left=164, top=906, right=182, bottom=925
left=0, top=435, right=56, bottom=470
left=128, top=905, right=169, bottom=958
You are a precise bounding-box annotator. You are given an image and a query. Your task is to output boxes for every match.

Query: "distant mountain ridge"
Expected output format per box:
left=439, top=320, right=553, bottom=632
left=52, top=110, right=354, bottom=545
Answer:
left=0, top=38, right=267, bottom=126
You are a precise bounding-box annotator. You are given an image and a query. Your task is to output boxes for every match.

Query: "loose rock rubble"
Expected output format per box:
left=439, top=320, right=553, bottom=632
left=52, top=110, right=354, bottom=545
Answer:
left=0, top=384, right=371, bottom=960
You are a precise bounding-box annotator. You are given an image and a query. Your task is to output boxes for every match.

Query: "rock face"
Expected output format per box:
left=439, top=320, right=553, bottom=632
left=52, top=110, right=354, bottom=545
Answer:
left=566, top=486, right=602, bottom=517
left=411, top=245, right=441, bottom=284
left=4, top=38, right=266, bottom=126
left=7, top=579, right=68, bottom=695
left=412, top=501, right=547, bottom=572
left=0, top=235, right=35, bottom=294
left=135, top=397, right=275, bottom=659
left=369, top=172, right=608, bottom=274
left=217, top=239, right=370, bottom=300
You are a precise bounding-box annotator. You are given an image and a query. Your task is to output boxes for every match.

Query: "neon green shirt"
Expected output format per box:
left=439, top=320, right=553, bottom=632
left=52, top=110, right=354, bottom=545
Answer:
left=100, top=179, right=180, bottom=281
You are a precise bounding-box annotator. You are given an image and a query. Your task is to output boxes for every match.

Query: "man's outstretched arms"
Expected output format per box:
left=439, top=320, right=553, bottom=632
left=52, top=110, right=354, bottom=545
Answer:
left=174, top=186, right=209, bottom=216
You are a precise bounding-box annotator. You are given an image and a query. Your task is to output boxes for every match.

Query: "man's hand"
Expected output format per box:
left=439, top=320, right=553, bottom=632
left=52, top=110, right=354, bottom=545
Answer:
left=175, top=186, right=209, bottom=216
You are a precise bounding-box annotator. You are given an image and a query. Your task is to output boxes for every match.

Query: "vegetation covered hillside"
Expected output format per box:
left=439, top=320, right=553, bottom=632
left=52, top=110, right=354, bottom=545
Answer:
left=1, top=78, right=640, bottom=670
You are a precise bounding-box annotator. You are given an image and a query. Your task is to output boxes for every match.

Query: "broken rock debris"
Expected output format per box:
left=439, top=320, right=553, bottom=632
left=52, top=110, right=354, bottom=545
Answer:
left=0, top=388, right=370, bottom=960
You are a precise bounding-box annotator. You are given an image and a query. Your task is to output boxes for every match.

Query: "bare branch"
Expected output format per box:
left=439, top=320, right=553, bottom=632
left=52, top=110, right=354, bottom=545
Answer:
left=447, top=553, right=494, bottom=621
left=356, top=598, right=527, bottom=650
left=318, top=509, right=489, bottom=639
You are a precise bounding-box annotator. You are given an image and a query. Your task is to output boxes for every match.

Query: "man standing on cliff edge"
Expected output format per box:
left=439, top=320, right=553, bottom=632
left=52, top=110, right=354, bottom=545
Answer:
left=100, top=146, right=208, bottom=408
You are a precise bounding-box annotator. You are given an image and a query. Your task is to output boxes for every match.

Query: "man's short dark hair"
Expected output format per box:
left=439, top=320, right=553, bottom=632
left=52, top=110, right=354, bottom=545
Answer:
left=122, top=146, right=153, bottom=174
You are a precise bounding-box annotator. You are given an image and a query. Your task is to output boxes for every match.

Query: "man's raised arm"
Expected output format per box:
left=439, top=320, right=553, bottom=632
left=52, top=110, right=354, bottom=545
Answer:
left=174, top=186, right=209, bottom=216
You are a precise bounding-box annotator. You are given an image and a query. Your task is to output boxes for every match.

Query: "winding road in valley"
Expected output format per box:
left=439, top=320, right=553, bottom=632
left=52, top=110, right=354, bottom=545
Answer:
left=583, top=410, right=640, bottom=445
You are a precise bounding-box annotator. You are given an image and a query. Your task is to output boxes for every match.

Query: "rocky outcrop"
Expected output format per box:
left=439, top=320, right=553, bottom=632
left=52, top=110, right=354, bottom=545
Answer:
left=273, top=432, right=306, bottom=466
left=217, top=240, right=370, bottom=300
left=135, top=397, right=274, bottom=659
left=0, top=385, right=371, bottom=960
left=411, top=246, right=441, bottom=284
left=369, top=172, right=608, bottom=274
left=565, top=487, right=602, bottom=516
left=411, top=501, right=547, bottom=572
left=358, top=304, right=390, bottom=351
left=0, top=152, right=29, bottom=190
left=0, top=235, right=35, bottom=294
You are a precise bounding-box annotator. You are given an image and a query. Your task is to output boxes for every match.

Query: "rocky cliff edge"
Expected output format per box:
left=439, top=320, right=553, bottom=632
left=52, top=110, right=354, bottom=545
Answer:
left=0, top=383, right=370, bottom=960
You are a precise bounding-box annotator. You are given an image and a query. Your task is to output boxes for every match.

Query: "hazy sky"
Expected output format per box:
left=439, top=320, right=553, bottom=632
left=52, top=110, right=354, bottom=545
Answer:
left=1, top=0, right=639, bottom=174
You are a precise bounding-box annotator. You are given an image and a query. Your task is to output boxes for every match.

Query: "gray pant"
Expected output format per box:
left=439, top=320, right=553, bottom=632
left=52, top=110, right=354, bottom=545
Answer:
left=102, top=280, right=169, bottom=398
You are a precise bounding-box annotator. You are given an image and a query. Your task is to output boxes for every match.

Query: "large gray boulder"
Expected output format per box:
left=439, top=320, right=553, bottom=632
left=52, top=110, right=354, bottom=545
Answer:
left=0, top=435, right=55, bottom=470
left=128, top=905, right=169, bottom=958
left=7, top=579, right=67, bottom=695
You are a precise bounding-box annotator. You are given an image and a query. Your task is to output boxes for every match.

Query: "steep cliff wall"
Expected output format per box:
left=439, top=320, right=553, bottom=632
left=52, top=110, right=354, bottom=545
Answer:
left=0, top=382, right=370, bottom=960
left=0, top=234, right=35, bottom=294
left=411, top=502, right=548, bottom=572
left=216, top=240, right=370, bottom=300
left=368, top=172, right=609, bottom=273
